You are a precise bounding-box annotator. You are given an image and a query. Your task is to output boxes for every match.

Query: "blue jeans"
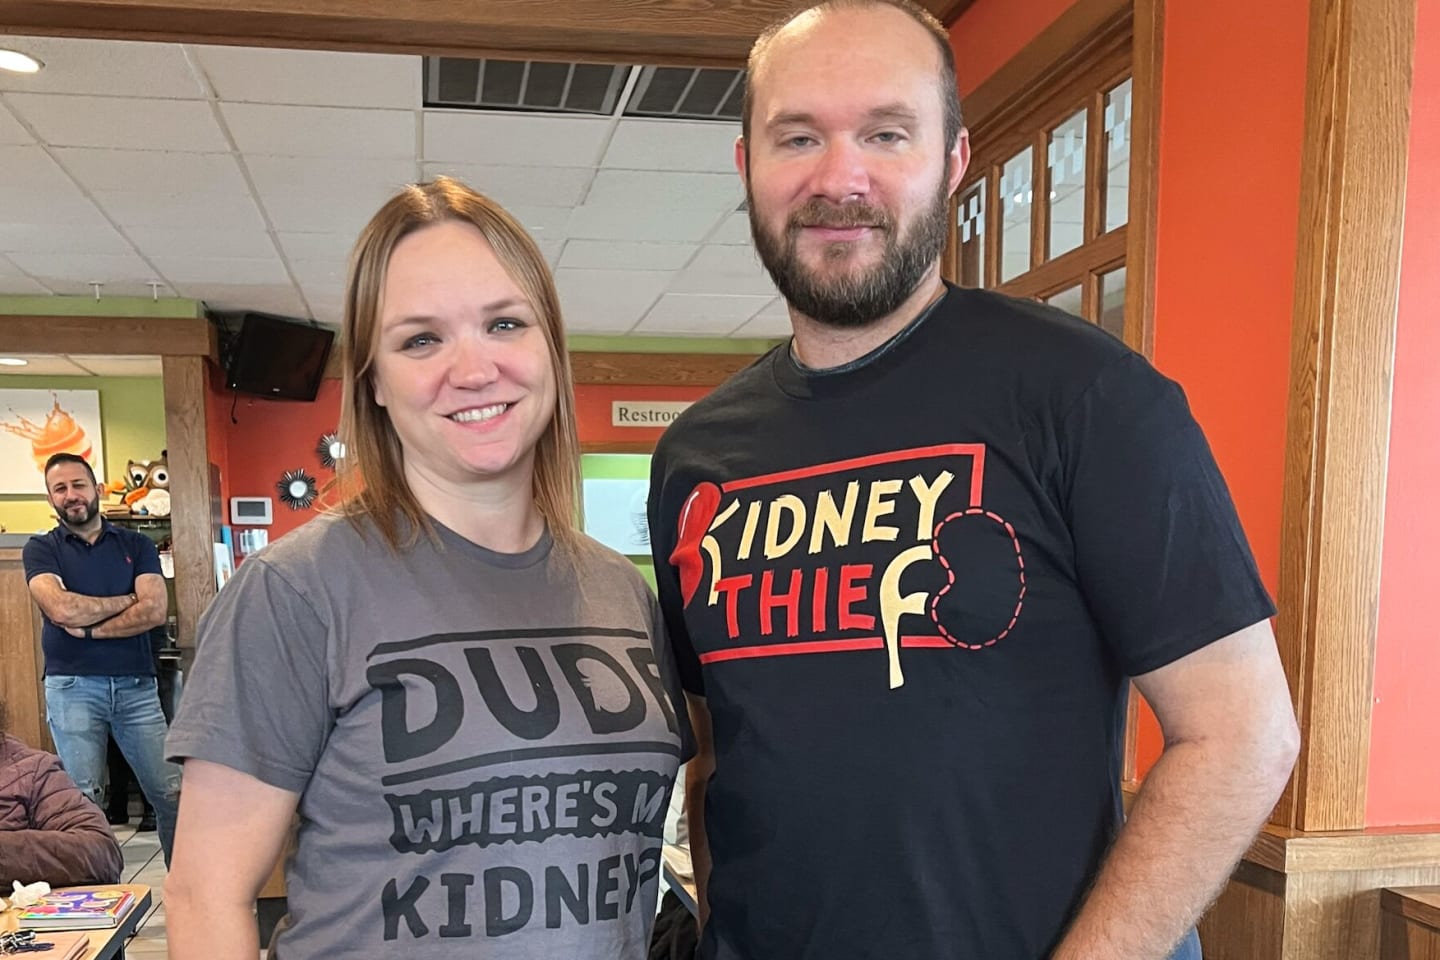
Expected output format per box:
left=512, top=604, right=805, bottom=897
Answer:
left=44, top=675, right=181, bottom=864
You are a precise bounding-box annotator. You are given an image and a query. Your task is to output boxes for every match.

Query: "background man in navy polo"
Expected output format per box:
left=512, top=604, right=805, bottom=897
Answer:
left=23, top=452, right=180, bottom=863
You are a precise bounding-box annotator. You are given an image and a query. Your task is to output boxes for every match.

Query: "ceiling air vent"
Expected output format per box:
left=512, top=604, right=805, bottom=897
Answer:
left=623, top=67, right=745, bottom=121
left=425, top=57, right=632, bottom=115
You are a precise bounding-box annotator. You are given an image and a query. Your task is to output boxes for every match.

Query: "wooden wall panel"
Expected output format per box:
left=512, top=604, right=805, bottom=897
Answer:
left=1284, top=866, right=1440, bottom=960
left=570, top=351, right=760, bottom=387
left=1273, top=0, right=1416, bottom=832
left=0, top=316, right=214, bottom=358
left=1382, top=889, right=1440, bottom=960
left=0, top=0, right=965, bottom=65
left=162, top=356, right=216, bottom=650
left=1199, top=863, right=1285, bottom=960
left=0, top=552, right=46, bottom=749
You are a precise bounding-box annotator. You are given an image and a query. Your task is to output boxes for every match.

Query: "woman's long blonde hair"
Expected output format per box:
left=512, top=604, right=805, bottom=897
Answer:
left=333, top=177, right=580, bottom=551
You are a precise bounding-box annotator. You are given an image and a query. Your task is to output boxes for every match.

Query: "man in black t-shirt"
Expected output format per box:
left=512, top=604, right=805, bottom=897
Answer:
left=646, top=3, right=1300, bottom=959
left=23, top=453, right=181, bottom=864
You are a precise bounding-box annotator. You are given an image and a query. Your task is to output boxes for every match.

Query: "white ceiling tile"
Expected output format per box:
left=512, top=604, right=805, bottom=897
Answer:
left=0, top=223, right=133, bottom=256
left=67, top=355, right=164, bottom=377
left=151, top=257, right=291, bottom=286
left=708, top=211, right=755, bottom=244
left=6, top=251, right=156, bottom=285
left=193, top=46, right=420, bottom=109
left=537, top=239, right=564, bottom=267
left=0, top=37, right=205, bottom=98
left=0, top=277, right=52, bottom=295
left=419, top=162, right=592, bottom=208
left=0, top=355, right=90, bottom=375
left=602, top=119, right=741, bottom=173
left=559, top=240, right=698, bottom=271
left=554, top=268, right=670, bottom=333
left=298, top=282, right=346, bottom=309
left=289, top=259, right=349, bottom=288
left=0, top=254, right=26, bottom=276
left=637, top=294, right=776, bottom=334
left=126, top=225, right=277, bottom=259
left=92, top=190, right=267, bottom=230
left=507, top=205, right=572, bottom=238
left=6, top=93, right=228, bottom=151
left=183, top=282, right=308, bottom=317
left=277, top=232, right=355, bottom=262
left=730, top=310, right=794, bottom=338
left=222, top=102, right=416, bottom=158
left=584, top=170, right=740, bottom=212
left=0, top=104, right=33, bottom=145
left=668, top=268, right=778, bottom=297
left=424, top=111, right=610, bottom=167
left=54, top=148, right=249, bottom=194
left=566, top=204, right=727, bottom=244
left=245, top=155, right=416, bottom=199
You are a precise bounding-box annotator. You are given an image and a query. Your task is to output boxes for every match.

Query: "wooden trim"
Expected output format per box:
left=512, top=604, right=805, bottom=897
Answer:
left=1272, top=0, right=1414, bottom=832
left=996, top=225, right=1126, bottom=301
left=1241, top=824, right=1440, bottom=876
left=1123, top=0, right=1163, bottom=359
left=942, top=191, right=959, bottom=284
left=581, top=440, right=658, bottom=454
left=0, top=315, right=216, bottom=359
left=1383, top=888, right=1440, bottom=932
left=161, top=356, right=217, bottom=650
left=984, top=166, right=1001, bottom=288
left=962, top=0, right=1129, bottom=130
left=570, top=351, right=760, bottom=387
left=1084, top=91, right=1106, bottom=245
left=930, top=0, right=980, bottom=26
left=0, top=0, right=804, bottom=67
left=1030, top=132, right=1048, bottom=273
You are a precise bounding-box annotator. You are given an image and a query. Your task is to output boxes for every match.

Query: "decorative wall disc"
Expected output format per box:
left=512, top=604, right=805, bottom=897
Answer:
left=316, top=432, right=346, bottom=469
left=278, top=469, right=318, bottom=510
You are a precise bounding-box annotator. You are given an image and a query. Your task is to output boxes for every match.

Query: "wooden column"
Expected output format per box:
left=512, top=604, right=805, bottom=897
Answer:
left=162, top=355, right=216, bottom=650
left=1273, top=0, right=1414, bottom=832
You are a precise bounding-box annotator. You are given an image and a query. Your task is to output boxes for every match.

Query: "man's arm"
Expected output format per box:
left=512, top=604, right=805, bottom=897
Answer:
left=684, top=692, right=716, bottom=928
left=1051, top=620, right=1299, bottom=960
left=27, top=573, right=135, bottom=629
left=76, top=573, right=167, bottom=639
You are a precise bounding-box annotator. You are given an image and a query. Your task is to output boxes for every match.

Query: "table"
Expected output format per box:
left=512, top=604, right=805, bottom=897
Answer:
left=662, top=842, right=698, bottom=917
left=1, top=883, right=151, bottom=960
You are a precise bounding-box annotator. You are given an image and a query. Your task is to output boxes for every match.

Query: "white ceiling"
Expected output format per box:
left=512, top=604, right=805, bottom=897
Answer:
left=0, top=36, right=792, bottom=339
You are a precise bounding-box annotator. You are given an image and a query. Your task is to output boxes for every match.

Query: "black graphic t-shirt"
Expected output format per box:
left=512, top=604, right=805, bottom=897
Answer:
left=168, top=514, right=692, bottom=959
left=648, top=285, right=1275, bottom=960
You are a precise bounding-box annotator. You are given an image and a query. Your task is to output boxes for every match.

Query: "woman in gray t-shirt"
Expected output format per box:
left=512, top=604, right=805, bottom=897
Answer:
left=164, top=178, right=692, bottom=960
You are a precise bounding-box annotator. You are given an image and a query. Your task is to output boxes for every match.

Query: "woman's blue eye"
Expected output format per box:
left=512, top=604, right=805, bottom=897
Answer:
left=491, top=318, right=524, bottom=332
left=402, top=333, right=438, bottom=350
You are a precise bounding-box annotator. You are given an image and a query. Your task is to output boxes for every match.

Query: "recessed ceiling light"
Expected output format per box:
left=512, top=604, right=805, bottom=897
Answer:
left=0, top=357, right=30, bottom=367
left=0, top=50, right=44, bottom=74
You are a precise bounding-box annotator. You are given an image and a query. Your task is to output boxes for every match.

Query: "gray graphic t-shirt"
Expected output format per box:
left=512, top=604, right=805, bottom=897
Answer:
left=168, top=514, right=691, bottom=958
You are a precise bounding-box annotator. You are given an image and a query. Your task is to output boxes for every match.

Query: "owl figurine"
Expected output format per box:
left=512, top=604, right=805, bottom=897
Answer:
left=112, top=454, right=172, bottom=517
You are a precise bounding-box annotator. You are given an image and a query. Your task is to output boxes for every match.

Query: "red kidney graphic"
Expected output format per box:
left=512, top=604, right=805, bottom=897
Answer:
left=671, top=481, right=722, bottom=607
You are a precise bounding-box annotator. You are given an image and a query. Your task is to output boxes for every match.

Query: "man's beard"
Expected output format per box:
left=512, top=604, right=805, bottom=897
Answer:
left=749, top=177, right=951, bottom=329
left=55, top=493, right=100, bottom=527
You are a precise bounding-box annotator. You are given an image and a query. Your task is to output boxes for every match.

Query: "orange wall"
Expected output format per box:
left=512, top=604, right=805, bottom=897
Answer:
left=951, top=0, right=1309, bottom=776
left=948, top=0, right=1075, bottom=97
left=1367, top=0, right=1440, bottom=829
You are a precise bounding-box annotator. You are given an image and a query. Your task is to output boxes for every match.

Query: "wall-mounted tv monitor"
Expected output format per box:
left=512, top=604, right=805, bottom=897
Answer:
left=226, top=312, right=334, bottom=402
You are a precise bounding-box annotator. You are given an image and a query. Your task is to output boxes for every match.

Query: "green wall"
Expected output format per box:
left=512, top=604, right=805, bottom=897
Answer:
left=581, top=452, right=656, bottom=592
left=0, top=376, right=166, bottom=534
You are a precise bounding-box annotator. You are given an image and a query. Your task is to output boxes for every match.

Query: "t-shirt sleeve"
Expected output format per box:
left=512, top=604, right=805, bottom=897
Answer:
left=21, top=536, right=59, bottom=582
left=644, top=587, right=697, bottom=763
left=165, top=556, right=332, bottom=794
left=1061, top=352, right=1276, bottom=677
left=648, top=445, right=705, bottom=696
left=129, top=534, right=163, bottom=579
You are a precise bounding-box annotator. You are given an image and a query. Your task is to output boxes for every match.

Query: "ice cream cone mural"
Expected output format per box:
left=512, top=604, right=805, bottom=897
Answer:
left=0, top=390, right=104, bottom=493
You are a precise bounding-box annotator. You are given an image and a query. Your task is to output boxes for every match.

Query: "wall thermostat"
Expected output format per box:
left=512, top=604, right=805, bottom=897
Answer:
left=229, top=496, right=274, bottom=526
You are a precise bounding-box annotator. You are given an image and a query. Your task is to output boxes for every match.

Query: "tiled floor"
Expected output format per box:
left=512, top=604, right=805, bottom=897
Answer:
left=109, top=820, right=168, bottom=959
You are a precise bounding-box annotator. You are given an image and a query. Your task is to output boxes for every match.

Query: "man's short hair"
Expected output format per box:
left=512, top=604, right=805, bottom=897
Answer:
left=44, top=452, right=97, bottom=484
left=743, top=0, right=965, bottom=151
